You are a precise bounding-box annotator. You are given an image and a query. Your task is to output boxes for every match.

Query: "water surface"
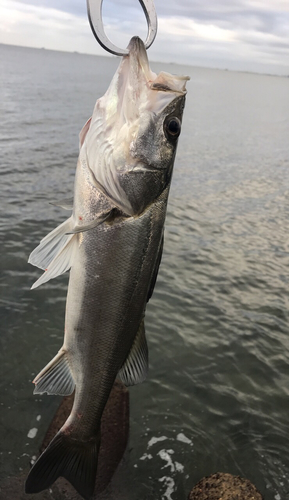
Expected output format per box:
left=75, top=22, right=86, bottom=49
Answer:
left=0, top=44, right=288, bottom=500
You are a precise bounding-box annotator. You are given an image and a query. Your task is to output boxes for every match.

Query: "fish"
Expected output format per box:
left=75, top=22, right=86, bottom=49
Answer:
left=25, top=36, right=189, bottom=500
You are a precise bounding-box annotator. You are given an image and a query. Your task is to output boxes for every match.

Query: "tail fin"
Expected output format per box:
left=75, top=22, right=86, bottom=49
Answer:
left=25, top=430, right=100, bottom=500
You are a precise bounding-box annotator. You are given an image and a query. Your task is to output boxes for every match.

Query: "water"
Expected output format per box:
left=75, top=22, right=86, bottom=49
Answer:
left=0, top=43, right=289, bottom=499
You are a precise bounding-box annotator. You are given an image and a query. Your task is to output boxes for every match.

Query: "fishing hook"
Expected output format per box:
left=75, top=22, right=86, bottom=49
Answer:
left=86, top=0, right=158, bottom=56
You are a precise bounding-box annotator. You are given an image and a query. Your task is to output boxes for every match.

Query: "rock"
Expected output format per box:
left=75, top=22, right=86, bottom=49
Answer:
left=188, top=472, right=263, bottom=500
left=1, top=380, right=129, bottom=499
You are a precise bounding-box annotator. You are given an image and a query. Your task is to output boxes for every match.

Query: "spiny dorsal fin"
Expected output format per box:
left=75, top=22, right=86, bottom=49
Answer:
left=33, top=349, right=75, bottom=396
left=118, top=320, right=148, bottom=386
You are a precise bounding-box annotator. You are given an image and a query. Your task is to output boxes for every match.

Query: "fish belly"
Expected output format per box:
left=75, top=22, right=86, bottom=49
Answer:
left=64, top=195, right=167, bottom=438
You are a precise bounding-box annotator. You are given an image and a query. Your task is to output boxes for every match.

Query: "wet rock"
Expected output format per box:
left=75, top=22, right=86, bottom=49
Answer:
left=1, top=380, right=129, bottom=499
left=188, top=472, right=263, bottom=500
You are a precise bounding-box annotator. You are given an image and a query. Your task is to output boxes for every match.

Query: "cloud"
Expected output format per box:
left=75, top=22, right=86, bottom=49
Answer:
left=0, top=0, right=102, bottom=54
left=9, top=0, right=87, bottom=17
left=1, top=0, right=288, bottom=74
left=158, top=16, right=235, bottom=42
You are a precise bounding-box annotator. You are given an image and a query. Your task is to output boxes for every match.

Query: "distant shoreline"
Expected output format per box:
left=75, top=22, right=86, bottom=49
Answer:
left=0, top=42, right=287, bottom=79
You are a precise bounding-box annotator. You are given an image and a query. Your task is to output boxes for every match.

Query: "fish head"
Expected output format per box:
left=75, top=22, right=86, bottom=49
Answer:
left=83, top=36, right=189, bottom=216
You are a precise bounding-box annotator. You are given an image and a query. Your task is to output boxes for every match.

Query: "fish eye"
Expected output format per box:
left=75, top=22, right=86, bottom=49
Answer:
left=164, top=117, right=182, bottom=140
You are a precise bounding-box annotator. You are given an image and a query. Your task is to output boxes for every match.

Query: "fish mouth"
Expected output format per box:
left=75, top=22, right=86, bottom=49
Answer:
left=126, top=36, right=151, bottom=82
left=100, top=35, right=189, bottom=127
left=124, top=36, right=189, bottom=95
left=102, top=36, right=189, bottom=135
left=127, top=35, right=147, bottom=54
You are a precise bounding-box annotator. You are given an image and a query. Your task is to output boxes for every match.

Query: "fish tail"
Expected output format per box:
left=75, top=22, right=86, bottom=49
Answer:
left=25, top=429, right=100, bottom=500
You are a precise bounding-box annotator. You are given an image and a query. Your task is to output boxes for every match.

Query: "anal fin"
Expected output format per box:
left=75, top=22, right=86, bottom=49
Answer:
left=118, top=320, right=148, bottom=387
left=33, top=349, right=75, bottom=396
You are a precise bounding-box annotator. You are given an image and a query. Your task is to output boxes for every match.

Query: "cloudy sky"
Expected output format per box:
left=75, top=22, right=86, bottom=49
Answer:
left=1, top=0, right=289, bottom=75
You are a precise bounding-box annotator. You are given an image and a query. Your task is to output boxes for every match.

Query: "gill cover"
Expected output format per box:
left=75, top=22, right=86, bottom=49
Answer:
left=81, top=36, right=189, bottom=215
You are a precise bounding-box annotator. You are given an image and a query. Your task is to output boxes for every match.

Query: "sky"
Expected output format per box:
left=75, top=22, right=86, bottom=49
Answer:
left=0, top=0, right=289, bottom=75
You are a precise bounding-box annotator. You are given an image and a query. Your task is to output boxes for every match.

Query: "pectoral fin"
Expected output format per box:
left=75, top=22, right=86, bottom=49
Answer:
left=29, top=216, right=75, bottom=272
left=118, top=320, right=148, bottom=386
left=67, top=209, right=114, bottom=234
left=29, top=208, right=115, bottom=288
left=30, top=229, right=78, bottom=289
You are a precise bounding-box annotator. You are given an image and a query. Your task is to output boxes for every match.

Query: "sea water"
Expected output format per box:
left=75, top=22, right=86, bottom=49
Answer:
left=0, top=43, right=289, bottom=499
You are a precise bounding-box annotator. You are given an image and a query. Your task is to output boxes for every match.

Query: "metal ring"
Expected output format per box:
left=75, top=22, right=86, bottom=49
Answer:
left=86, top=0, right=158, bottom=56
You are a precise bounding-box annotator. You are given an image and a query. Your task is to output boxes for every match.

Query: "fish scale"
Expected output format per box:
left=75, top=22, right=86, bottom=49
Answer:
left=26, top=36, right=188, bottom=499
left=64, top=198, right=166, bottom=436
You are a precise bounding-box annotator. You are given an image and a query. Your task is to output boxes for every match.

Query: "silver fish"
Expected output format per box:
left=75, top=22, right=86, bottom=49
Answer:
left=25, top=36, right=189, bottom=500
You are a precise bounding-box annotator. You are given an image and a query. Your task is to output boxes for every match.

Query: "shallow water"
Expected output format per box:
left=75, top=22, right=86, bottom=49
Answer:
left=0, top=43, right=289, bottom=500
